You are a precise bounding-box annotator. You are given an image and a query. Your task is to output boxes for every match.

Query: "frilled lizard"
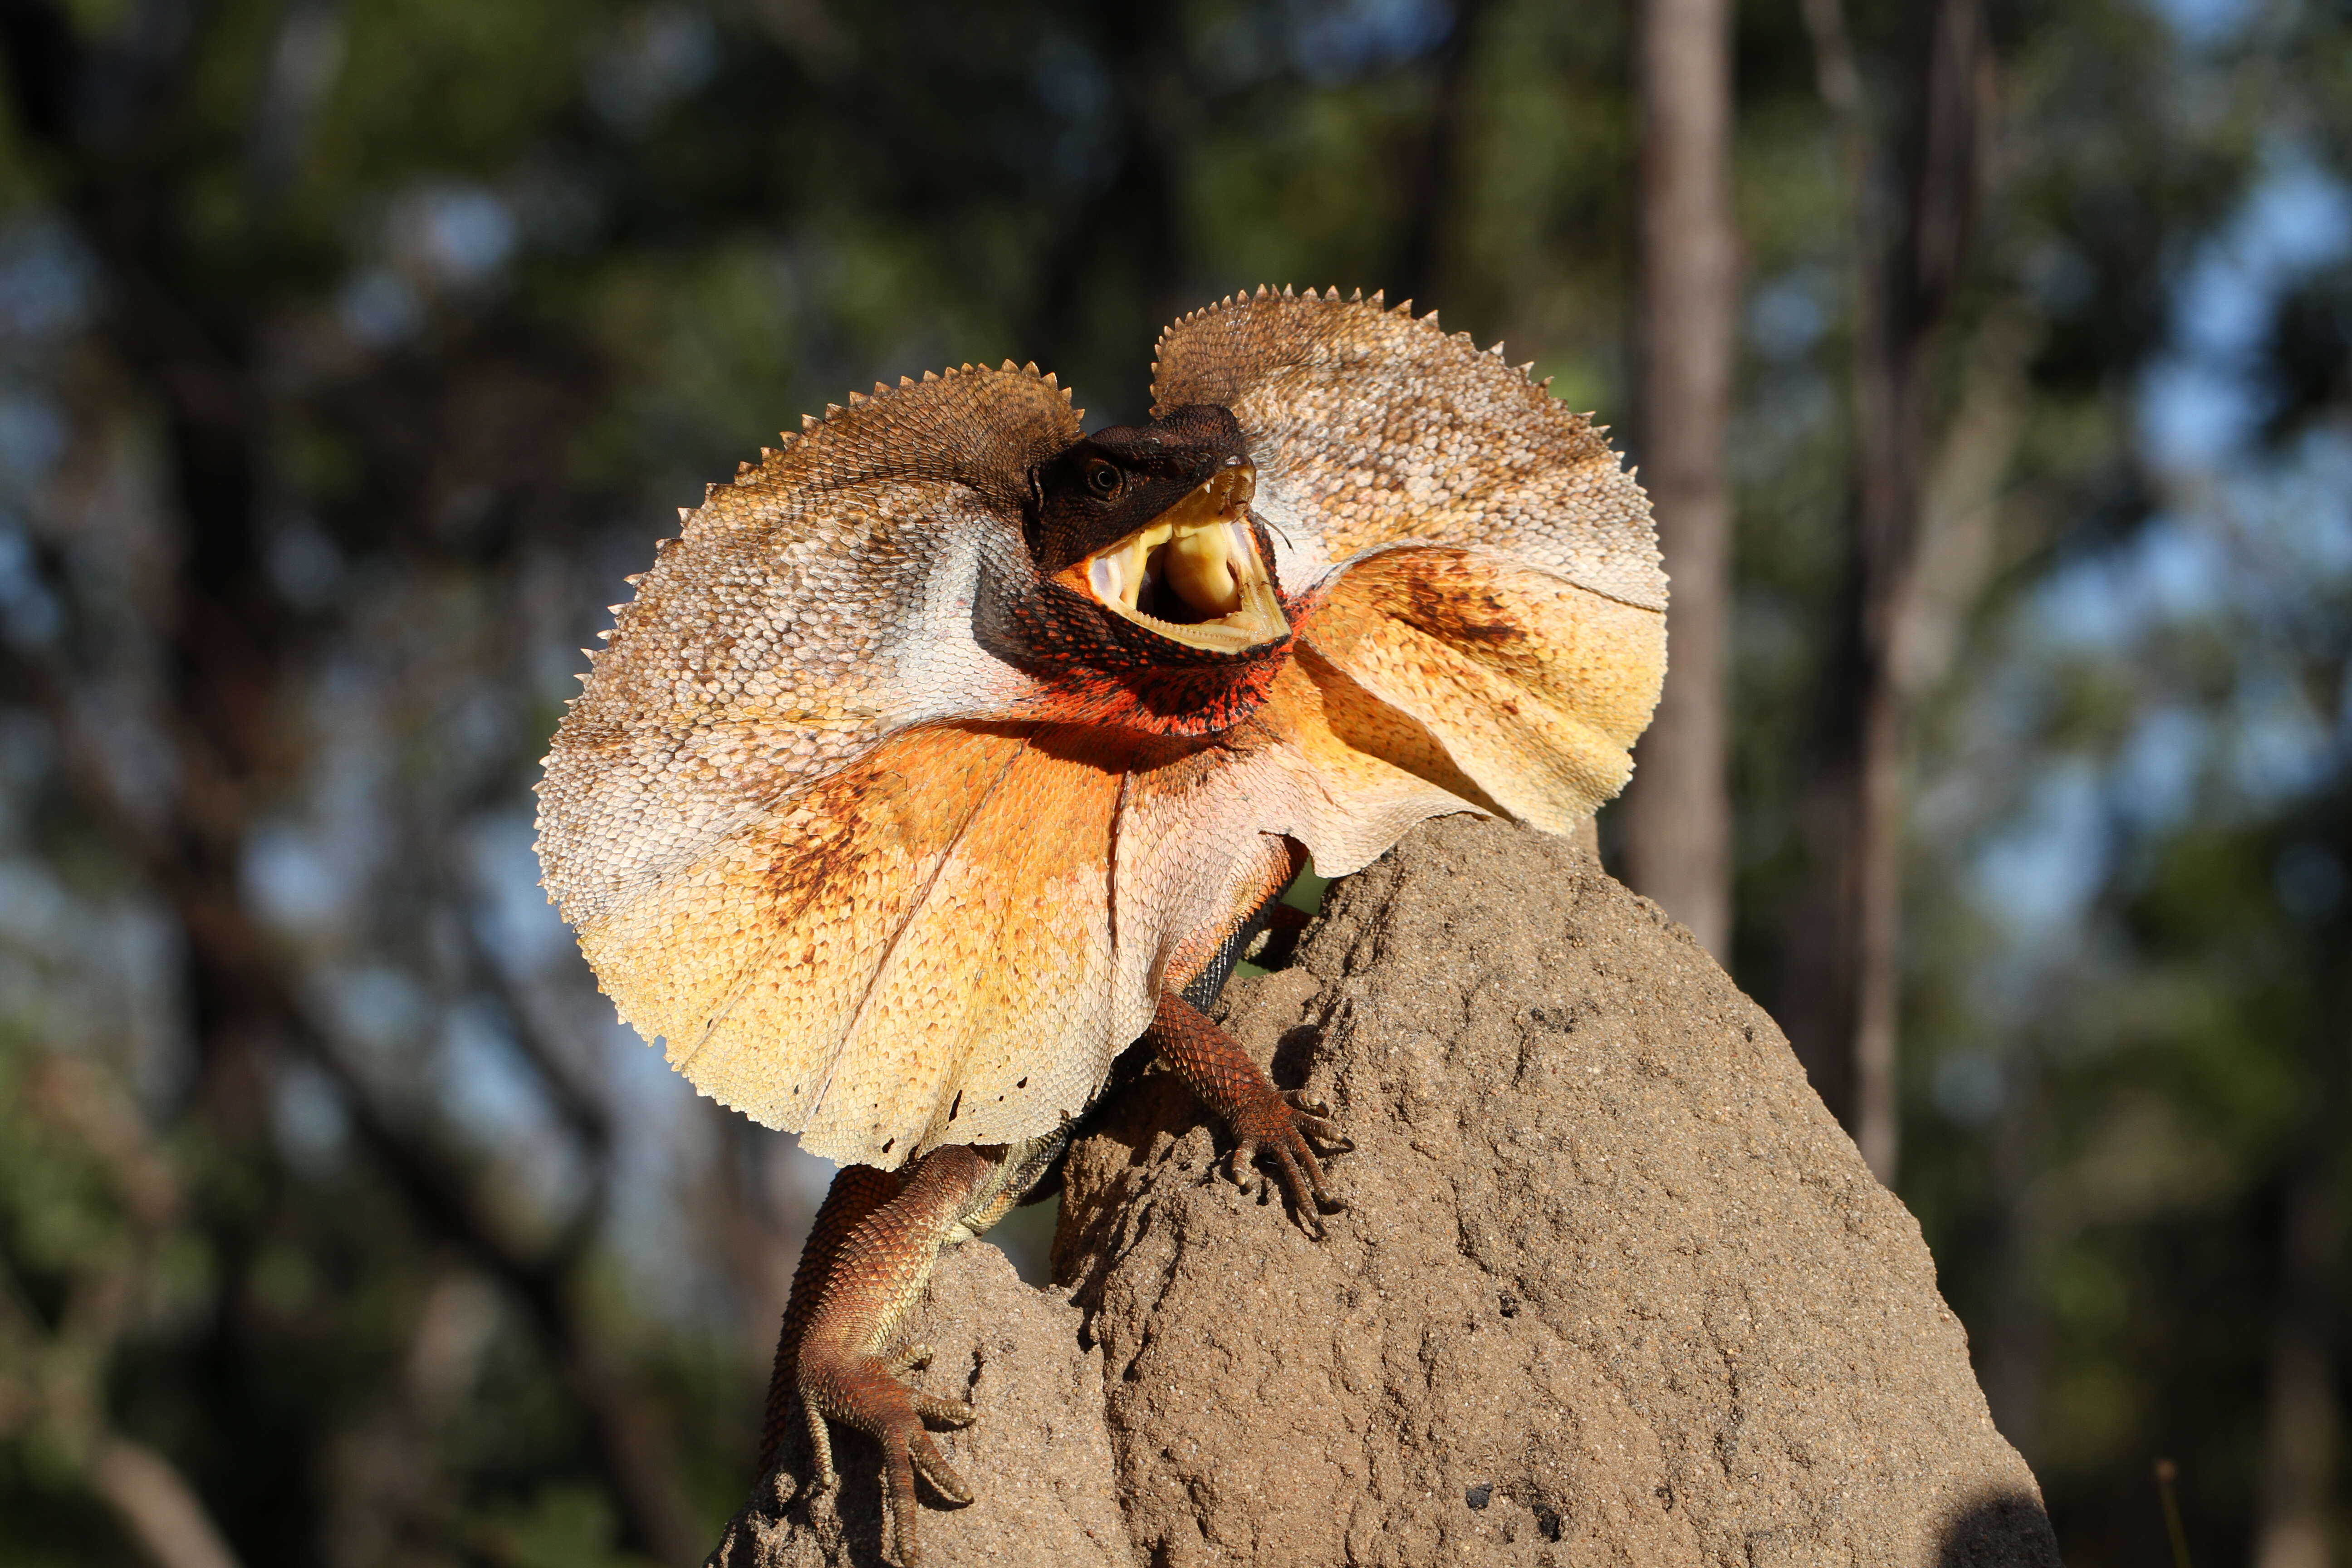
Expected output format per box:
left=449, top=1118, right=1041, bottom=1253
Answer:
left=536, top=287, right=1663, bottom=1565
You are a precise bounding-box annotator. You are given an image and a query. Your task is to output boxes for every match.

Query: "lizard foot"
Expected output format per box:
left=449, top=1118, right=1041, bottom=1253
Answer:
left=771, top=1145, right=1046, bottom=1568
left=1220, top=1083, right=1352, bottom=1237
left=798, top=1348, right=977, bottom=1568
left=1145, top=986, right=1352, bottom=1237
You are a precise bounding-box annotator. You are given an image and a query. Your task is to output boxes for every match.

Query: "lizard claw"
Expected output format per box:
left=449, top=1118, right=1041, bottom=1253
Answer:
left=1281, top=1088, right=1354, bottom=1152
left=1145, top=989, right=1349, bottom=1239
left=882, top=1423, right=975, bottom=1567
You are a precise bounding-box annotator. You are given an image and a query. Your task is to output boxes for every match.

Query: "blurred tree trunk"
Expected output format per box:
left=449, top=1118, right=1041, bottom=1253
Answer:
left=1621, top=0, right=1737, bottom=960
left=2256, top=925, right=2346, bottom=1568
left=1797, top=0, right=1988, bottom=1184
left=1392, top=0, right=1489, bottom=312
left=2253, top=1165, right=2340, bottom=1568
left=88, top=1436, right=247, bottom=1568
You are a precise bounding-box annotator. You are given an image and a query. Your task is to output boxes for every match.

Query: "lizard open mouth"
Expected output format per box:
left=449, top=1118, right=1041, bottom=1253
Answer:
left=1054, top=461, right=1289, bottom=654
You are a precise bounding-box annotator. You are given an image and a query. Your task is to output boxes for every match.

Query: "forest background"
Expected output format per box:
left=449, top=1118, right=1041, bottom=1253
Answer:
left=0, top=0, right=2345, bottom=1565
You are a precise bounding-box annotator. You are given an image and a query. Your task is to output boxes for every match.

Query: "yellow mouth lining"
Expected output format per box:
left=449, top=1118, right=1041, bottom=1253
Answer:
left=1055, top=464, right=1289, bottom=654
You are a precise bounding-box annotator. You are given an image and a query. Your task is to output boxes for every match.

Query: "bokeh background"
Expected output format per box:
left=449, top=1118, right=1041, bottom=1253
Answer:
left=0, top=0, right=2345, bottom=1564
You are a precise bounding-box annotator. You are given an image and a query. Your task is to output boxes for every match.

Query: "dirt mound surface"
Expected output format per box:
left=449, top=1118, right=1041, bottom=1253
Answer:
left=711, top=816, right=2058, bottom=1568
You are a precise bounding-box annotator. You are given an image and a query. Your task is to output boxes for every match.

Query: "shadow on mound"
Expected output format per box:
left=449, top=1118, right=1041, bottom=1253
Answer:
left=1940, top=1490, right=2064, bottom=1567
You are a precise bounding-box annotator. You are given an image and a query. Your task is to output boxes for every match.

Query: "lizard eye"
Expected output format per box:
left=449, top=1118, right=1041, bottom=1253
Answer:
left=1085, top=461, right=1123, bottom=500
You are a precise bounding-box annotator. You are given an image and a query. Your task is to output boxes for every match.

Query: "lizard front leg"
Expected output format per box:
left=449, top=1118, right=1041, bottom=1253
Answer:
left=766, top=1137, right=1060, bottom=1567
left=1147, top=987, right=1352, bottom=1235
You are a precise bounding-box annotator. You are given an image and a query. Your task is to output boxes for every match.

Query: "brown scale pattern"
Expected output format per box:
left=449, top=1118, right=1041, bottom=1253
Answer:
left=1143, top=988, right=1350, bottom=1233
left=758, top=1162, right=902, bottom=1474
left=789, top=1146, right=1002, bottom=1567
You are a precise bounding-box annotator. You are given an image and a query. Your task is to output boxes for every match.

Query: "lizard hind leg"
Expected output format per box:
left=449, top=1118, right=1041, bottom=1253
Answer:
left=769, top=1137, right=1062, bottom=1567
left=761, top=1162, right=903, bottom=1480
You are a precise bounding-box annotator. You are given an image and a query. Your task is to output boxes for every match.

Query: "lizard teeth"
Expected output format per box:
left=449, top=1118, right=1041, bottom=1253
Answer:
left=1089, top=553, right=1124, bottom=604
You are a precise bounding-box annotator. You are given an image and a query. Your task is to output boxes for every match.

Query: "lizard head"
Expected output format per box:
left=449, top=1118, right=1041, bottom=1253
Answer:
left=976, top=403, right=1297, bottom=737
left=1025, top=405, right=1289, bottom=657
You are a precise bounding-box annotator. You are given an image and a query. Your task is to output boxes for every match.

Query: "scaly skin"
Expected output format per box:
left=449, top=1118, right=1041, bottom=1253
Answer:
left=1145, top=988, right=1350, bottom=1236
left=768, top=853, right=1349, bottom=1566
left=757, top=1164, right=902, bottom=1476
left=775, top=1136, right=1069, bottom=1567
left=793, top=1147, right=993, bottom=1567
left=536, top=289, right=1665, bottom=1177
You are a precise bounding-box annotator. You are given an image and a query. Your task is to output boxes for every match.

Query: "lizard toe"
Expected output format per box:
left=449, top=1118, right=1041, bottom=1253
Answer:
left=878, top=1449, right=920, bottom=1567
left=911, top=1390, right=977, bottom=1426
left=875, top=1411, right=974, bottom=1567
left=910, top=1429, right=974, bottom=1504
left=887, top=1341, right=937, bottom=1375
left=1281, top=1089, right=1355, bottom=1152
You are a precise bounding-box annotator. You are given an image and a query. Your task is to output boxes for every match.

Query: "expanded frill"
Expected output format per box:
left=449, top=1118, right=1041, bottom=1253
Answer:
left=535, top=287, right=1663, bottom=1171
